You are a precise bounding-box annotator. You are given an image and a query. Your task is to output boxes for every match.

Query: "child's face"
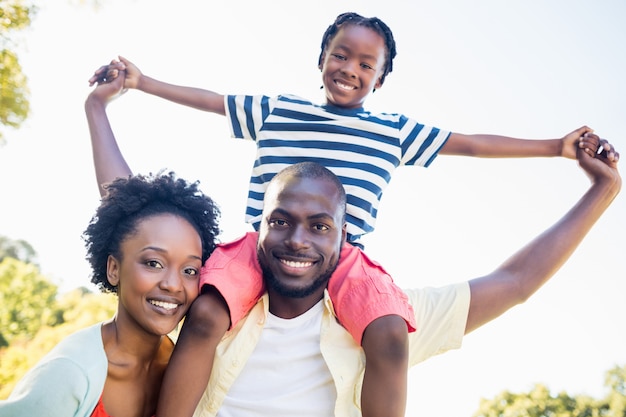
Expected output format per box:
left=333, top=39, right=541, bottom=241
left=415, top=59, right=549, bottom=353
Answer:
left=319, top=24, right=387, bottom=109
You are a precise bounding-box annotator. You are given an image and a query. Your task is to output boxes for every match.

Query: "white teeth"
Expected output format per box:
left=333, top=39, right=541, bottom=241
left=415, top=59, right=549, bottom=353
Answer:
left=336, top=81, right=355, bottom=90
left=150, top=300, right=178, bottom=310
left=281, top=259, right=313, bottom=268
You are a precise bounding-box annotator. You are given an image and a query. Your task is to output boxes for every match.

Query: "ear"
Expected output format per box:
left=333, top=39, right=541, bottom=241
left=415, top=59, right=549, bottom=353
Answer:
left=374, top=76, right=384, bottom=91
left=106, top=255, right=120, bottom=287
left=341, top=223, right=348, bottom=244
left=318, top=52, right=326, bottom=71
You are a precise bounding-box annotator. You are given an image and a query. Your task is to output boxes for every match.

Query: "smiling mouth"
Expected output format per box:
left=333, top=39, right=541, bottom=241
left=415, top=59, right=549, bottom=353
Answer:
left=280, top=258, right=314, bottom=269
left=335, top=80, right=357, bottom=91
left=149, top=300, right=179, bottom=311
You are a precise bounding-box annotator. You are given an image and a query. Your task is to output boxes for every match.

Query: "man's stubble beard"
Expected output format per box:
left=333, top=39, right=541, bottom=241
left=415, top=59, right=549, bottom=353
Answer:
left=258, top=252, right=340, bottom=298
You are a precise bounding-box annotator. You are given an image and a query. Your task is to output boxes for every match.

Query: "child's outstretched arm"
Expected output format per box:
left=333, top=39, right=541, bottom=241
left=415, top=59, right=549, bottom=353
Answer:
left=89, top=56, right=227, bottom=115
left=440, top=126, right=597, bottom=159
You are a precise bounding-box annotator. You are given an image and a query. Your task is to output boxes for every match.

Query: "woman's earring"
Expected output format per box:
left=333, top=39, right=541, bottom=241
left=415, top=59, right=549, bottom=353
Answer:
left=320, top=85, right=324, bottom=90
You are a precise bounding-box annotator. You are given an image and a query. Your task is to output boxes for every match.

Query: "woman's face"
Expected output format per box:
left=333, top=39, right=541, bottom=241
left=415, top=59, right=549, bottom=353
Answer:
left=108, top=213, right=202, bottom=337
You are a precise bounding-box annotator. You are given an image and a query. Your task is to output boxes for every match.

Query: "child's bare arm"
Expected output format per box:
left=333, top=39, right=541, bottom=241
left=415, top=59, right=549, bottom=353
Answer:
left=440, top=126, right=598, bottom=159
left=88, top=56, right=226, bottom=115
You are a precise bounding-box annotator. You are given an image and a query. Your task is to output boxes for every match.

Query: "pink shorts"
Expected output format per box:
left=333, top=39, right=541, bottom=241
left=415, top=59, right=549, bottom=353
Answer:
left=200, top=232, right=416, bottom=344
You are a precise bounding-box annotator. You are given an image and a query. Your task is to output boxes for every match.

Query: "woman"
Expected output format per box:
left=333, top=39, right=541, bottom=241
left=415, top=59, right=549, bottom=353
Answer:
left=0, top=81, right=221, bottom=416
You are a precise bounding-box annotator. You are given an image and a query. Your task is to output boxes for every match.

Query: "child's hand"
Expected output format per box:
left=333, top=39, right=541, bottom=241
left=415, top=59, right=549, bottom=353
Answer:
left=117, top=56, right=142, bottom=90
left=579, top=132, right=602, bottom=158
left=88, top=60, right=125, bottom=87
left=561, top=126, right=596, bottom=159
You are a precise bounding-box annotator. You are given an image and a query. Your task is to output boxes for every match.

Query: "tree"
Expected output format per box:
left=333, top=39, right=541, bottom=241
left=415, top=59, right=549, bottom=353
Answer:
left=0, top=0, right=37, bottom=145
left=605, top=365, right=626, bottom=415
left=0, top=234, right=117, bottom=399
left=0, top=288, right=117, bottom=399
left=472, top=368, right=626, bottom=417
left=0, top=257, right=60, bottom=346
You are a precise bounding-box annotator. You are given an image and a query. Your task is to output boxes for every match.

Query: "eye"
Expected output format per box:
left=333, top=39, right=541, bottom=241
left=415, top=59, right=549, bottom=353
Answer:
left=269, top=218, right=289, bottom=228
left=313, top=223, right=330, bottom=233
left=146, top=259, right=164, bottom=269
left=331, top=53, right=346, bottom=61
left=361, top=62, right=374, bottom=70
left=183, top=267, right=199, bottom=278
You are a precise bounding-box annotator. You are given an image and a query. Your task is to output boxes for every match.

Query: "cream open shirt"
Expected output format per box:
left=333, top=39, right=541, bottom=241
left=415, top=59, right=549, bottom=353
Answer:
left=193, top=282, right=470, bottom=417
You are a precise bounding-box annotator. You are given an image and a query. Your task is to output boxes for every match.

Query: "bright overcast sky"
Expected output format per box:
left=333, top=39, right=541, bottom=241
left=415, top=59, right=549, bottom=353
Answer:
left=1, top=0, right=625, bottom=415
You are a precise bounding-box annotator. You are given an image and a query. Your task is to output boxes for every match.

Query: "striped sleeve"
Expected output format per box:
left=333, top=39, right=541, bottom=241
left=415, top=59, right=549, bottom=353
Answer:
left=225, top=95, right=272, bottom=141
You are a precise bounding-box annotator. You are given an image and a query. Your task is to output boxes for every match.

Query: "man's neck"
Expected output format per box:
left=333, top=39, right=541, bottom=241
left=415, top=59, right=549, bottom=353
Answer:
left=267, top=290, right=325, bottom=319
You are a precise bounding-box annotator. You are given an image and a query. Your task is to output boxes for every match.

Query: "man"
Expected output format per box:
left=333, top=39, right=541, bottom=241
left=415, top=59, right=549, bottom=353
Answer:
left=86, top=69, right=620, bottom=417
left=190, top=146, right=619, bottom=417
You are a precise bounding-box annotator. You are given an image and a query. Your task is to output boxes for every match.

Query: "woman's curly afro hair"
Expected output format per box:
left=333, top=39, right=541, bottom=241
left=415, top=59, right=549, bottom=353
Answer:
left=82, top=172, right=221, bottom=293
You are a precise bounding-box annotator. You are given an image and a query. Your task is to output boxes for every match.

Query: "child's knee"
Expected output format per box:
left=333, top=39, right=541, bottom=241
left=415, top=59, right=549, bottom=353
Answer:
left=185, top=288, right=231, bottom=337
left=361, top=315, right=408, bottom=363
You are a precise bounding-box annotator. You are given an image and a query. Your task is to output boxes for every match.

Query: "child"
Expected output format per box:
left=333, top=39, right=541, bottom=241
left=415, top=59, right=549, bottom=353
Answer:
left=90, top=12, right=596, bottom=417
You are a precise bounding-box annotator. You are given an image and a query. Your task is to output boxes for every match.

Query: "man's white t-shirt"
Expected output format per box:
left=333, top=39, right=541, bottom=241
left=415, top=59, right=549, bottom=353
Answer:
left=218, top=300, right=336, bottom=417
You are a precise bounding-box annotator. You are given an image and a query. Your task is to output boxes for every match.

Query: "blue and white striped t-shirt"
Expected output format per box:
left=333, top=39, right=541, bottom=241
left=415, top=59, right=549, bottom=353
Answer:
left=225, top=94, right=450, bottom=242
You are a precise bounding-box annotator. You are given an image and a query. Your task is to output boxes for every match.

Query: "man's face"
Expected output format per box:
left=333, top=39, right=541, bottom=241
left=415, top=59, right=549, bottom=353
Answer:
left=257, top=174, right=346, bottom=316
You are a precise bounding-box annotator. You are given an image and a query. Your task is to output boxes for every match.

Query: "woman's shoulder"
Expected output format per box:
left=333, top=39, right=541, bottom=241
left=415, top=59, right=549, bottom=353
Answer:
left=37, top=322, right=108, bottom=376
left=53, top=322, right=105, bottom=355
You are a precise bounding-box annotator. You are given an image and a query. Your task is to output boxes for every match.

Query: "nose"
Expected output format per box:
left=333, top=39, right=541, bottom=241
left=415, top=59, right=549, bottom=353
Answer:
left=159, top=269, right=183, bottom=293
left=285, top=225, right=310, bottom=250
left=340, top=59, right=358, bottom=78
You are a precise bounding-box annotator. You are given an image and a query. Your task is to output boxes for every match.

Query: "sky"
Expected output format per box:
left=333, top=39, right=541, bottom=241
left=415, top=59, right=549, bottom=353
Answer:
left=1, top=0, right=625, bottom=415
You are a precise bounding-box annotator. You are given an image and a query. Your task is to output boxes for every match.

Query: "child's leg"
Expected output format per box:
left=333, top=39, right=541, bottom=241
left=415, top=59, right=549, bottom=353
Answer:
left=326, top=243, right=416, bottom=417
left=157, top=232, right=264, bottom=417
left=360, top=315, right=408, bottom=417
left=156, top=287, right=230, bottom=417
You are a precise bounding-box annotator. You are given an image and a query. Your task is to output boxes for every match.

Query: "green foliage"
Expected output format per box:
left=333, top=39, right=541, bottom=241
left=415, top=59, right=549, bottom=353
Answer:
left=0, top=48, right=29, bottom=142
left=473, top=372, right=626, bottom=417
left=56, top=286, right=117, bottom=328
left=0, top=257, right=60, bottom=346
left=0, top=0, right=34, bottom=35
left=605, top=366, right=626, bottom=415
left=0, top=288, right=116, bottom=399
left=0, top=0, right=37, bottom=144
